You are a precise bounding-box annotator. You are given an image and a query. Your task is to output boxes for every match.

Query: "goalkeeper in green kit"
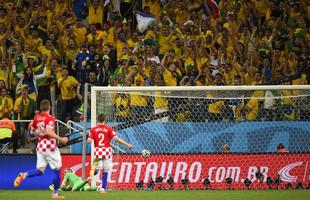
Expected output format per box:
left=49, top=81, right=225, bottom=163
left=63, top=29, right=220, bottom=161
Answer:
left=50, top=168, right=98, bottom=191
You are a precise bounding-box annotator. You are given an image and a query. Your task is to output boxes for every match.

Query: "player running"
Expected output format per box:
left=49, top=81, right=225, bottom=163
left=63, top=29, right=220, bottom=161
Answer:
left=88, top=113, right=133, bottom=193
left=14, top=99, right=68, bottom=199
left=49, top=168, right=98, bottom=191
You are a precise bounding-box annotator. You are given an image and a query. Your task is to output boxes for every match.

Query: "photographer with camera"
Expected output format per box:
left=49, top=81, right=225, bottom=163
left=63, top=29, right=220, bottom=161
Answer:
left=167, top=175, right=174, bottom=190
left=181, top=176, right=189, bottom=190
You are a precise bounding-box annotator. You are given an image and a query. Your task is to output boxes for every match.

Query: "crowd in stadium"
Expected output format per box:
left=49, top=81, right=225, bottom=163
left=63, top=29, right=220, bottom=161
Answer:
left=0, top=0, right=309, bottom=152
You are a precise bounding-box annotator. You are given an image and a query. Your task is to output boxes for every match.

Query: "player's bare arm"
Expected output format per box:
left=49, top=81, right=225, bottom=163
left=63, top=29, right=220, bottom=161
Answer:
left=87, top=138, right=93, bottom=143
left=113, top=136, right=133, bottom=149
left=46, top=127, right=68, bottom=145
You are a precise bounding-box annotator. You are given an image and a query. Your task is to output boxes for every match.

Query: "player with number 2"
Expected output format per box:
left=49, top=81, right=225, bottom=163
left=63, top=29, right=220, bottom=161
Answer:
left=88, top=113, right=133, bottom=193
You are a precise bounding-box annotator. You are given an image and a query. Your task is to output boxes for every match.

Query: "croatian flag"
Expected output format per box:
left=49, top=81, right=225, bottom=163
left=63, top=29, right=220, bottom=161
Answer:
left=206, top=0, right=219, bottom=18
left=136, top=11, right=156, bottom=33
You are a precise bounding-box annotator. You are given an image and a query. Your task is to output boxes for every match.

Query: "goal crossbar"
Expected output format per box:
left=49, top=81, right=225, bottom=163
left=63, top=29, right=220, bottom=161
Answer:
left=91, top=85, right=310, bottom=92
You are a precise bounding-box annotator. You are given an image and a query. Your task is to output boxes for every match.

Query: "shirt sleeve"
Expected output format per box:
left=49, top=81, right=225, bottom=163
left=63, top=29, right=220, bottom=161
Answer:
left=11, top=122, right=16, bottom=132
left=46, top=117, right=55, bottom=130
left=72, top=77, right=79, bottom=86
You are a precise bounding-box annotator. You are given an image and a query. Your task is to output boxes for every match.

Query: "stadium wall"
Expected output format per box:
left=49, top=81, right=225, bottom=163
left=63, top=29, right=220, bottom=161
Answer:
left=0, top=154, right=309, bottom=190
left=71, top=121, right=310, bottom=153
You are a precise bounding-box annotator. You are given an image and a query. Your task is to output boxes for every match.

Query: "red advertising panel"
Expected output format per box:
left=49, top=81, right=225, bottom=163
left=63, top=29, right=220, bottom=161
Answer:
left=62, top=154, right=310, bottom=190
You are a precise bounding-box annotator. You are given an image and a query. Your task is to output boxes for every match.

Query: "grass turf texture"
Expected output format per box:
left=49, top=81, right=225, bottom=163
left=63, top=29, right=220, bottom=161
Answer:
left=0, top=190, right=309, bottom=200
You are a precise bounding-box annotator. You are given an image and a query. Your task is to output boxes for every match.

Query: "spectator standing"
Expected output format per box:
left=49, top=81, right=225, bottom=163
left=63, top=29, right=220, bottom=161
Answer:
left=0, top=59, right=9, bottom=87
left=34, top=54, right=50, bottom=104
left=97, top=55, right=112, bottom=86
left=13, top=85, right=37, bottom=147
left=57, top=67, right=79, bottom=122
left=73, top=44, right=92, bottom=81
left=16, top=66, right=47, bottom=101
left=0, top=87, right=14, bottom=119
left=87, top=0, right=105, bottom=26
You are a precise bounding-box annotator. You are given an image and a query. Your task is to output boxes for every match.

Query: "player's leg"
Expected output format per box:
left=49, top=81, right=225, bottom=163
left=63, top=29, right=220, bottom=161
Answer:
left=98, top=159, right=112, bottom=193
left=82, top=184, right=90, bottom=191
left=89, top=159, right=100, bottom=177
left=72, top=179, right=89, bottom=191
left=89, top=159, right=102, bottom=191
left=47, top=150, right=64, bottom=199
left=14, top=151, right=46, bottom=188
left=49, top=184, right=66, bottom=191
left=84, top=183, right=98, bottom=191
left=49, top=184, right=71, bottom=191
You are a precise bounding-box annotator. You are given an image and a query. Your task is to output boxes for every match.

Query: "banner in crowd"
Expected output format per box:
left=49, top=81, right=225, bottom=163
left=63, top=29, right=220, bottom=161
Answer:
left=62, top=154, right=310, bottom=190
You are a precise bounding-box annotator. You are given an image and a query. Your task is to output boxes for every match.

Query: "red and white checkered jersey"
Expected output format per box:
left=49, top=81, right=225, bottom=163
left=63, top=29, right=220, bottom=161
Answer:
left=32, top=112, right=58, bottom=152
left=89, top=123, right=116, bottom=159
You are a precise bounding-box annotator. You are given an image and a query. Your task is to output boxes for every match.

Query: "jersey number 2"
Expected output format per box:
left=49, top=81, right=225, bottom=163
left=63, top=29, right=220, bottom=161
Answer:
left=98, top=133, right=105, bottom=146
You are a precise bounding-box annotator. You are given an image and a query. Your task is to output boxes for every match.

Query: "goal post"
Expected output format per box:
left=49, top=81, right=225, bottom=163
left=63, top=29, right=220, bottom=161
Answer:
left=89, top=85, right=310, bottom=190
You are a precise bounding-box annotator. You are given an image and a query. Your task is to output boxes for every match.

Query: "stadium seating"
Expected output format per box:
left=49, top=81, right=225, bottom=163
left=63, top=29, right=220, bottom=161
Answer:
left=0, top=0, right=309, bottom=153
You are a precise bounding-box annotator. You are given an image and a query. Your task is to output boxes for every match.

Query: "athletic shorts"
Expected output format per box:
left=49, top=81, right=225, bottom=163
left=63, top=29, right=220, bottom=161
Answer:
left=36, top=150, right=62, bottom=170
left=92, top=158, right=112, bottom=171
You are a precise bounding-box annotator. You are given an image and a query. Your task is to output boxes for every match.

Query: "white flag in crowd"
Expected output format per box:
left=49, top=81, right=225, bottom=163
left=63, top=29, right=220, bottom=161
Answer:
left=136, top=11, right=155, bottom=33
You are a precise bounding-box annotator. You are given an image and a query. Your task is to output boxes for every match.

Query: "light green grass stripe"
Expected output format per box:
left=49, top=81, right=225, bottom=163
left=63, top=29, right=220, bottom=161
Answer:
left=0, top=190, right=309, bottom=200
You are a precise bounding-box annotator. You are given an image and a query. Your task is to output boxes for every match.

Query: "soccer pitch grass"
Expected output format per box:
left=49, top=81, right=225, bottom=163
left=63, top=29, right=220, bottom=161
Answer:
left=0, top=190, right=309, bottom=200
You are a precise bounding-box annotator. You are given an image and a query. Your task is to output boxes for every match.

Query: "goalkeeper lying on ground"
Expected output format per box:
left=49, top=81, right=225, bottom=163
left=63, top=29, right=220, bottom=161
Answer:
left=50, top=168, right=98, bottom=191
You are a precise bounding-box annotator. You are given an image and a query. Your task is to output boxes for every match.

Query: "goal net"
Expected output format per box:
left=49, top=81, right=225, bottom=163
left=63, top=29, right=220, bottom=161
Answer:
left=90, top=85, right=310, bottom=190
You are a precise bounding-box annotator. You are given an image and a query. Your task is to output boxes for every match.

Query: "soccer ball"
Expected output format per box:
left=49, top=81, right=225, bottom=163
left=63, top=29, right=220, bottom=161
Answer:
left=141, top=149, right=151, bottom=158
